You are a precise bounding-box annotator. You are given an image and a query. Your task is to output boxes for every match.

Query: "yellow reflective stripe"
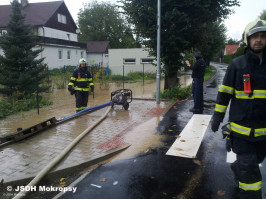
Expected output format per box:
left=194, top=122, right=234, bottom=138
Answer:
left=70, top=77, right=76, bottom=81
left=76, top=107, right=86, bottom=111
left=253, top=90, right=266, bottom=98
left=235, top=90, right=266, bottom=99
left=235, top=90, right=253, bottom=99
left=89, top=83, right=94, bottom=86
left=88, top=78, right=93, bottom=81
left=230, top=122, right=266, bottom=137
left=230, top=122, right=251, bottom=136
left=215, top=104, right=227, bottom=113
left=219, top=85, right=234, bottom=95
left=68, top=82, right=74, bottom=86
left=255, top=128, right=266, bottom=137
left=74, top=87, right=90, bottom=92
left=239, top=181, right=262, bottom=191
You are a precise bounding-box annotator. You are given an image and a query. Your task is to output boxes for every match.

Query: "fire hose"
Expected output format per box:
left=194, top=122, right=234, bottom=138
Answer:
left=13, top=106, right=112, bottom=199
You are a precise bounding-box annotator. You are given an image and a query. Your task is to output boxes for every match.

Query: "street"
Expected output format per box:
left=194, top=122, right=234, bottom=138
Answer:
left=59, top=63, right=266, bottom=199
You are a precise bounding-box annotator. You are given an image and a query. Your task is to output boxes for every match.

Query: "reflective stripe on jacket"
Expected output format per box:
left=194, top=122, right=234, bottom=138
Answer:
left=212, top=50, right=266, bottom=141
left=68, top=67, right=94, bottom=91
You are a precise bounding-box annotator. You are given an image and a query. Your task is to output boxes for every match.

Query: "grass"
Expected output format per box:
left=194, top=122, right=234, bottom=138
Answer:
left=204, top=65, right=216, bottom=81
left=108, top=71, right=156, bottom=82
left=0, top=96, right=53, bottom=119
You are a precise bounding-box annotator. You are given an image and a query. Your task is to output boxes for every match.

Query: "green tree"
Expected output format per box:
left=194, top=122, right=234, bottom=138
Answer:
left=121, top=0, right=239, bottom=89
left=196, top=21, right=227, bottom=66
left=78, top=1, right=140, bottom=48
left=0, top=0, right=48, bottom=99
left=259, top=10, right=266, bottom=20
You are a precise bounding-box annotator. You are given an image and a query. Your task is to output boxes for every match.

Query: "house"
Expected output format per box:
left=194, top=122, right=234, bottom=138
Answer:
left=0, top=0, right=110, bottom=69
left=85, top=41, right=111, bottom=67
left=224, top=45, right=239, bottom=55
left=108, top=48, right=156, bottom=75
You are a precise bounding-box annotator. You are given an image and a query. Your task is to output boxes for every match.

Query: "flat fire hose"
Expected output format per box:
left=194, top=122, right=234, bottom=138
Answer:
left=13, top=106, right=112, bottom=199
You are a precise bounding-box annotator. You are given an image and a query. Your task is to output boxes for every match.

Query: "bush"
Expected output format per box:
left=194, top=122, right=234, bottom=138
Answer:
left=94, top=68, right=111, bottom=89
left=223, top=47, right=245, bottom=64
left=158, top=84, right=192, bottom=100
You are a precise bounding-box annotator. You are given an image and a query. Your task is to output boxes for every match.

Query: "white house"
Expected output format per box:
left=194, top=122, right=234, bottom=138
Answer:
left=85, top=41, right=110, bottom=67
left=0, top=0, right=111, bottom=69
left=108, top=48, right=156, bottom=75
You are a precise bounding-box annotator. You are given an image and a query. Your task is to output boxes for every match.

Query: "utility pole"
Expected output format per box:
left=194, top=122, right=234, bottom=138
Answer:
left=156, top=0, right=161, bottom=105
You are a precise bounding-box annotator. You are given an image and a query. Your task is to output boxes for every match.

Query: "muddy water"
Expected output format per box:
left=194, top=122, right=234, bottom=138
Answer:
left=0, top=77, right=192, bottom=135
left=111, top=116, right=165, bottom=162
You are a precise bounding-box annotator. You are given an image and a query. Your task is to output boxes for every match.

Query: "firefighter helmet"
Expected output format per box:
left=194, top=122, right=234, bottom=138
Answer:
left=242, top=19, right=266, bottom=46
left=79, top=58, right=87, bottom=65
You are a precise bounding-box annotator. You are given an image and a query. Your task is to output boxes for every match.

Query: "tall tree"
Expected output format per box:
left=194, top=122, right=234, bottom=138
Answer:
left=197, top=21, right=227, bottom=66
left=121, top=0, right=239, bottom=89
left=78, top=1, right=140, bottom=48
left=0, top=0, right=48, bottom=99
left=259, top=9, right=266, bottom=20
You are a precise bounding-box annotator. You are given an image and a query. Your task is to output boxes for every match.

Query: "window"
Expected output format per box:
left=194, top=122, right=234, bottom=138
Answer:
left=57, top=13, right=66, bottom=24
left=123, top=58, right=136, bottom=64
left=81, top=51, right=84, bottom=58
left=58, top=50, right=62, bottom=60
left=67, top=50, right=71, bottom=60
left=67, top=34, right=70, bottom=40
left=0, top=29, right=7, bottom=37
left=141, top=58, right=154, bottom=64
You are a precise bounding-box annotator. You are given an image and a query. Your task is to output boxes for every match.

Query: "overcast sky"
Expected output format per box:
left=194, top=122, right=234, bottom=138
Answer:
left=1, top=0, right=265, bottom=40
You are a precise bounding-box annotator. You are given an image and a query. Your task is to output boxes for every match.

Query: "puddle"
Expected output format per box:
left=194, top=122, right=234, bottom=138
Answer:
left=110, top=116, right=165, bottom=161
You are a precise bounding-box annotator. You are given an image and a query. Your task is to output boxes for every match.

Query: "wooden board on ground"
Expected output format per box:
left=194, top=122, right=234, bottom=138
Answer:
left=166, top=114, right=212, bottom=158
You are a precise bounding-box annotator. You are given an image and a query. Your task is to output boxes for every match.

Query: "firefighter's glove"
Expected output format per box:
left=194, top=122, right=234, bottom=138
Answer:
left=226, top=137, right=232, bottom=152
left=90, top=85, right=94, bottom=93
left=68, top=86, right=75, bottom=95
left=221, top=123, right=232, bottom=152
left=211, top=119, right=220, bottom=132
left=221, top=123, right=231, bottom=139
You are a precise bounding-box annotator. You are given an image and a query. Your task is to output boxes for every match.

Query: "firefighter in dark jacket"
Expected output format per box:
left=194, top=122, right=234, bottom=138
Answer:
left=185, top=51, right=206, bottom=114
left=211, top=19, right=266, bottom=199
left=68, top=58, right=94, bottom=112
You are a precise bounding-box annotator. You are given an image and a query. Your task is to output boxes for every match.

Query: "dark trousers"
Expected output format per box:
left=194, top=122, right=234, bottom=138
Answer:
left=192, top=78, right=204, bottom=110
left=231, top=134, right=266, bottom=199
left=75, top=91, right=89, bottom=112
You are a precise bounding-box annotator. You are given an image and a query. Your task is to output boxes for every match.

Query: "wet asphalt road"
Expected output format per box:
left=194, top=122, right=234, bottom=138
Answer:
left=60, top=63, right=266, bottom=199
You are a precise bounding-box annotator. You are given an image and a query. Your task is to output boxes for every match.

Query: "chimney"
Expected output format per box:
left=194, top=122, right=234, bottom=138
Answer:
left=21, top=0, right=29, bottom=8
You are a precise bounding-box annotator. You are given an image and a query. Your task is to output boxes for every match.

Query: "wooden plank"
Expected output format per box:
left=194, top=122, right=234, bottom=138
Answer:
left=166, top=114, right=212, bottom=158
left=0, top=117, right=56, bottom=144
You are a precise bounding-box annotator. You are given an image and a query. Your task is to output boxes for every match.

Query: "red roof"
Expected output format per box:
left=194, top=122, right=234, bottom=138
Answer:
left=224, top=45, right=239, bottom=55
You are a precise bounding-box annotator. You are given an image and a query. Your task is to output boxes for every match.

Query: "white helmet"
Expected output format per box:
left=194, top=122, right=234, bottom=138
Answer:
left=79, top=58, right=87, bottom=65
left=242, top=19, right=266, bottom=46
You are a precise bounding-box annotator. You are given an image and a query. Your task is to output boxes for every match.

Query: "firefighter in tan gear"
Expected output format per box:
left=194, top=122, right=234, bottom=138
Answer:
left=211, top=19, right=266, bottom=198
left=68, top=58, right=94, bottom=112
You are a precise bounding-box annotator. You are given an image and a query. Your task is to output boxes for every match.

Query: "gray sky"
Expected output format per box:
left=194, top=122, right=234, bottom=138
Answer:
left=1, top=0, right=265, bottom=40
